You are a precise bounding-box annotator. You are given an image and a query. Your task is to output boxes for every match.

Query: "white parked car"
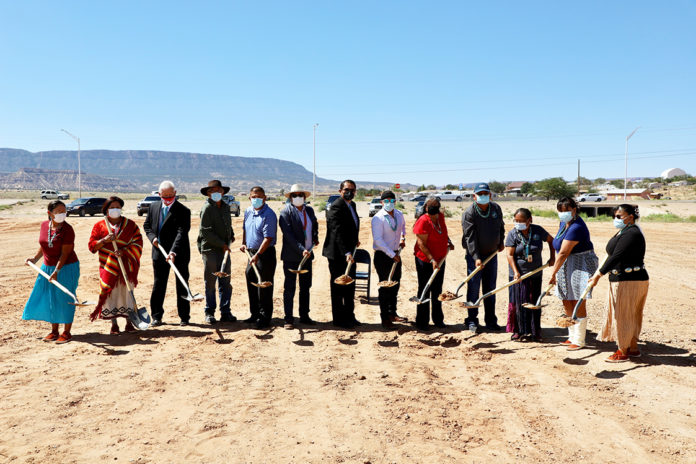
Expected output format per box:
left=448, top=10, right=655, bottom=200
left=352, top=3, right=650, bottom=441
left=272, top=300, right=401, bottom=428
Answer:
left=40, top=190, right=70, bottom=200
left=368, top=198, right=383, bottom=217
left=434, top=190, right=470, bottom=201
left=577, top=193, right=606, bottom=202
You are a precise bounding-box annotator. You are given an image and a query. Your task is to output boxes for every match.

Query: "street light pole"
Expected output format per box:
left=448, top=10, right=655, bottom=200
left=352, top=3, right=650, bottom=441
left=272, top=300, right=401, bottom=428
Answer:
left=624, top=126, right=640, bottom=200
left=313, top=123, right=319, bottom=201
left=61, top=129, right=81, bottom=198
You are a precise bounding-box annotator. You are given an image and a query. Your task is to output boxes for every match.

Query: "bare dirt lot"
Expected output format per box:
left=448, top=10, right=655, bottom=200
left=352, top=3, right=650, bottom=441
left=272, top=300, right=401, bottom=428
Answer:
left=1, top=199, right=695, bottom=463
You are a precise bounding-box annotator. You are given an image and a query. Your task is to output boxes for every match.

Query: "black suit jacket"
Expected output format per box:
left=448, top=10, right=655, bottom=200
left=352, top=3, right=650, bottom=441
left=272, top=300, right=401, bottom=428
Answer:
left=143, top=200, right=191, bottom=263
left=322, top=198, right=359, bottom=260
left=279, top=203, right=319, bottom=262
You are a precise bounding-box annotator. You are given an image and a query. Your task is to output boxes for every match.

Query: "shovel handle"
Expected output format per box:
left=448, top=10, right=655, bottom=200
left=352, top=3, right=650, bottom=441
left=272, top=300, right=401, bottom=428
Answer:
left=157, top=243, right=193, bottom=296
left=475, top=261, right=551, bottom=306
left=219, top=248, right=230, bottom=274
left=104, top=219, right=136, bottom=294
left=570, top=255, right=607, bottom=320
left=534, top=283, right=555, bottom=306
left=297, top=245, right=313, bottom=271
left=245, top=249, right=264, bottom=282
left=343, top=245, right=358, bottom=276
left=26, top=260, right=78, bottom=302
left=387, top=248, right=402, bottom=282
left=455, top=250, right=497, bottom=295
left=416, top=252, right=448, bottom=302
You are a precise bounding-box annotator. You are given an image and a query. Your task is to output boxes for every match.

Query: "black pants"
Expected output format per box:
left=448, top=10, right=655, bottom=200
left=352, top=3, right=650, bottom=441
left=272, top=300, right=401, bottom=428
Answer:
left=150, top=256, right=190, bottom=322
left=283, top=259, right=312, bottom=322
left=328, top=258, right=356, bottom=326
left=373, top=250, right=401, bottom=322
left=245, top=247, right=277, bottom=324
left=415, top=256, right=445, bottom=328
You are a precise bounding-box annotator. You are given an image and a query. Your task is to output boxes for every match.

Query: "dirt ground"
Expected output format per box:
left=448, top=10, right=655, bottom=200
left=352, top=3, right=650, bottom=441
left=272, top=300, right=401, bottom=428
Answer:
left=1, top=199, right=694, bottom=463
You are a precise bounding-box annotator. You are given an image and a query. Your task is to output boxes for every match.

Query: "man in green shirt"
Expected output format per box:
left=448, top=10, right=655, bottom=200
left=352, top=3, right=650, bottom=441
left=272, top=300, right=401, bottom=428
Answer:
left=197, top=180, right=235, bottom=324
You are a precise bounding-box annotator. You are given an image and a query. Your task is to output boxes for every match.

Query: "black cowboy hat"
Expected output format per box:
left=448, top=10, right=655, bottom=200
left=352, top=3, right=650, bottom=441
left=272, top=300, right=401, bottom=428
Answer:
left=200, top=180, right=230, bottom=196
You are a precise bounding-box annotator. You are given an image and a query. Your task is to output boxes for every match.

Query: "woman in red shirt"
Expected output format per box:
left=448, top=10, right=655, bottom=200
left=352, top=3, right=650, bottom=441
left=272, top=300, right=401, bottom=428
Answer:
left=413, top=198, right=454, bottom=331
left=23, top=200, right=80, bottom=343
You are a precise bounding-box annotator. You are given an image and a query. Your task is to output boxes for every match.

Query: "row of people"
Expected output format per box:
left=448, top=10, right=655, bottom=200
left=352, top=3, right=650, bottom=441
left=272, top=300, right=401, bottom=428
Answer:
left=22, top=181, right=649, bottom=362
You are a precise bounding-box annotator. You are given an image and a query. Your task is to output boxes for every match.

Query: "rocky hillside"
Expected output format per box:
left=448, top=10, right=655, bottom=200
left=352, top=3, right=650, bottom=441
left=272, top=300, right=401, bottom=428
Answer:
left=0, top=148, right=409, bottom=193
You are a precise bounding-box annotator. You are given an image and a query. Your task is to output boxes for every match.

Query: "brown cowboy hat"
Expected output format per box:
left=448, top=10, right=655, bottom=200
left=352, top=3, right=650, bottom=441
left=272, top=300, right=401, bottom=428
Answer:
left=200, top=180, right=230, bottom=196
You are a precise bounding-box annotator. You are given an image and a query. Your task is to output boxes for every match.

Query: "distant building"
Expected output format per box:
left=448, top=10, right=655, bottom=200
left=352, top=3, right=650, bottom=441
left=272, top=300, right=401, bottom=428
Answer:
left=504, top=181, right=526, bottom=197
left=661, top=167, right=686, bottom=179
left=602, top=188, right=651, bottom=200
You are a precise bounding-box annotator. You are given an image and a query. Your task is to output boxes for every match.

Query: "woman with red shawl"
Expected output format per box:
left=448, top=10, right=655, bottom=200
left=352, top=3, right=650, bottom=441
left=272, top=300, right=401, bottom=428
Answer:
left=88, top=196, right=143, bottom=334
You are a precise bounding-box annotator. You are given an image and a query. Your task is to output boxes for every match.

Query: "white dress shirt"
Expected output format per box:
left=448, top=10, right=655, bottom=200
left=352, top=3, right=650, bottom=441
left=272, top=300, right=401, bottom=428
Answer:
left=371, top=208, right=406, bottom=258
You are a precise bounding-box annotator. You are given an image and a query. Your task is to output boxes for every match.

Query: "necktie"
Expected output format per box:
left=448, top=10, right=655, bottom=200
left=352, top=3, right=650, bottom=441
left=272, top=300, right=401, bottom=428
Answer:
left=159, top=206, right=169, bottom=233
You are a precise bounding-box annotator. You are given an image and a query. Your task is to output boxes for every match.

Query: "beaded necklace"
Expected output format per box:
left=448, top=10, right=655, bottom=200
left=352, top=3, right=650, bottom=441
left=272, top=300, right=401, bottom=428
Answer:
left=473, top=202, right=490, bottom=218
left=47, top=220, right=59, bottom=248
left=430, top=215, right=442, bottom=234
left=384, top=212, right=397, bottom=231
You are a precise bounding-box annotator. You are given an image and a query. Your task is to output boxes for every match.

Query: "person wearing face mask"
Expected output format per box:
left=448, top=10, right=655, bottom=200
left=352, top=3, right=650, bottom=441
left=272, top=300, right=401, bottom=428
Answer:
left=323, top=179, right=361, bottom=328
left=240, top=186, right=278, bottom=329
left=144, top=180, right=191, bottom=326
left=371, top=190, right=407, bottom=328
left=588, top=204, right=649, bottom=362
left=197, top=180, right=235, bottom=325
left=504, top=208, right=555, bottom=342
left=88, top=196, right=143, bottom=334
left=279, top=184, right=319, bottom=329
left=549, top=196, right=598, bottom=350
left=23, top=200, right=80, bottom=344
left=413, top=197, right=455, bottom=331
left=461, top=182, right=506, bottom=333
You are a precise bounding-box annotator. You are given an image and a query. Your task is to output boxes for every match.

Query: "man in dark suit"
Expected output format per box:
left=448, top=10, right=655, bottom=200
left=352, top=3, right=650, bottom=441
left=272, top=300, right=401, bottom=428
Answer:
left=322, top=179, right=360, bottom=328
left=143, top=180, right=192, bottom=326
left=279, top=184, right=320, bottom=329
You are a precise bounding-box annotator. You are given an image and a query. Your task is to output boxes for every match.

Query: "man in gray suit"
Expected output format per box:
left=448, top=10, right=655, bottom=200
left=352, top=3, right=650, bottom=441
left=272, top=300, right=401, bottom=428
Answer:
left=279, top=184, right=319, bottom=329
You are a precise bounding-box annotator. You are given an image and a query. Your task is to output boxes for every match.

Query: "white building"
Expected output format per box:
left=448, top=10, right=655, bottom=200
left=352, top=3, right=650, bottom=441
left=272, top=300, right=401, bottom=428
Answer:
left=661, top=167, right=686, bottom=179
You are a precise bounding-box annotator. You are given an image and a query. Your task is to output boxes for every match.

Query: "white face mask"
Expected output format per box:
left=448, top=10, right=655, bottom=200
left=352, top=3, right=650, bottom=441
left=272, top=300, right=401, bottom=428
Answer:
left=53, top=213, right=66, bottom=223
left=291, top=196, right=305, bottom=207
left=108, top=208, right=122, bottom=219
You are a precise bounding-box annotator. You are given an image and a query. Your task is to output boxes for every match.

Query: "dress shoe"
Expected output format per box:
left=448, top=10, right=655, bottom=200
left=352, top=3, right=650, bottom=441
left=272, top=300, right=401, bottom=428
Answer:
left=255, top=320, right=271, bottom=330
left=219, top=314, right=237, bottom=323
left=467, top=322, right=480, bottom=333
left=205, top=315, right=217, bottom=325
left=284, top=322, right=294, bottom=330
left=390, top=314, right=408, bottom=323
left=179, top=320, right=189, bottom=326
left=299, top=317, right=316, bottom=325
left=243, top=316, right=258, bottom=324
left=350, top=318, right=362, bottom=327
left=151, top=319, right=163, bottom=327
left=485, top=323, right=502, bottom=332
left=434, top=322, right=447, bottom=329
left=381, top=319, right=395, bottom=329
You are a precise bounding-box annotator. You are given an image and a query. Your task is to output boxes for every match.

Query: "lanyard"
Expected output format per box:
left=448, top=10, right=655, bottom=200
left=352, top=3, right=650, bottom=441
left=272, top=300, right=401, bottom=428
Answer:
left=385, top=212, right=397, bottom=231
left=516, top=228, right=532, bottom=258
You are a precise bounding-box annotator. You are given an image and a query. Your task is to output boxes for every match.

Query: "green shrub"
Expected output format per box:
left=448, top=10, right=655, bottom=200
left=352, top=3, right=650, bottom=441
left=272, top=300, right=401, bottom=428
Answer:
left=315, top=200, right=327, bottom=211
left=641, top=213, right=696, bottom=223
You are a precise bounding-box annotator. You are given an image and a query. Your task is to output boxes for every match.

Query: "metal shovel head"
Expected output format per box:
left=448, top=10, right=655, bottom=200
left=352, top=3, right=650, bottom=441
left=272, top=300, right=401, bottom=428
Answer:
left=69, top=300, right=98, bottom=307
left=213, top=271, right=230, bottom=278
left=409, top=296, right=430, bottom=304
left=438, top=291, right=459, bottom=302
left=334, top=275, right=354, bottom=285
left=460, top=301, right=480, bottom=309
left=377, top=280, right=398, bottom=288
left=182, top=293, right=204, bottom=302
left=252, top=281, right=273, bottom=288
left=521, top=302, right=546, bottom=310
left=128, top=307, right=152, bottom=330
left=289, top=269, right=309, bottom=274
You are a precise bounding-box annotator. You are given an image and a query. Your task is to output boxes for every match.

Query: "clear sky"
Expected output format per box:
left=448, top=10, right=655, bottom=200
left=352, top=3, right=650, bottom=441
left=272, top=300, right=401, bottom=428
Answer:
left=1, top=1, right=695, bottom=186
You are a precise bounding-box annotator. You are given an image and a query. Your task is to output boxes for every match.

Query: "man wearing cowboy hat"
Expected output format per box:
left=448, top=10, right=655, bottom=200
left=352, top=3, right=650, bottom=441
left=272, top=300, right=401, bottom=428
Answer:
left=197, top=180, right=235, bottom=324
left=278, top=184, right=319, bottom=329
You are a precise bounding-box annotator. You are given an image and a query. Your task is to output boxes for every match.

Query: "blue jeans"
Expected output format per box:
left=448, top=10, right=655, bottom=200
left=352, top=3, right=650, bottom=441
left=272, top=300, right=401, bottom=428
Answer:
left=202, top=250, right=232, bottom=318
left=465, top=254, right=498, bottom=327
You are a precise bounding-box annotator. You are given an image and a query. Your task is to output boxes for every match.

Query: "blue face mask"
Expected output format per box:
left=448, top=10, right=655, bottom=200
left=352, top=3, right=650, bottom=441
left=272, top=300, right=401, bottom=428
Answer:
left=211, top=192, right=222, bottom=202
left=251, top=197, right=264, bottom=209
left=558, top=211, right=573, bottom=223
left=514, top=222, right=528, bottom=231
left=613, top=218, right=627, bottom=229
left=476, top=194, right=490, bottom=205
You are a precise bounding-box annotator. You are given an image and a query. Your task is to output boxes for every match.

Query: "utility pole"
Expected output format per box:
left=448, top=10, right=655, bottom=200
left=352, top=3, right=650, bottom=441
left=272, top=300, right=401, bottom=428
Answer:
left=577, top=159, right=580, bottom=196
left=61, top=129, right=81, bottom=198
left=313, top=123, right=319, bottom=200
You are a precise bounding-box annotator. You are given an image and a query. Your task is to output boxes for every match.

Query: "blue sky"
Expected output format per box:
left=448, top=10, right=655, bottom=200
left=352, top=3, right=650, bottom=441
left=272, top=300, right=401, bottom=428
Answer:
left=1, top=1, right=695, bottom=185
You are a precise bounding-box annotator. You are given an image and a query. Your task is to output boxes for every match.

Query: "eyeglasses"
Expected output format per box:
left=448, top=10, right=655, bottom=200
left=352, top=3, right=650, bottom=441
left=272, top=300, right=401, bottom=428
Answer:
left=614, top=215, right=625, bottom=220
left=383, top=199, right=396, bottom=203
left=290, top=193, right=305, bottom=198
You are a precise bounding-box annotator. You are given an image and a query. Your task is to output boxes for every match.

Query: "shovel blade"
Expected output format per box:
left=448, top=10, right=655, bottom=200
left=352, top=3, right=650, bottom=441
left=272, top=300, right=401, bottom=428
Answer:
left=461, top=301, right=480, bottom=309
left=334, top=277, right=354, bottom=285
left=213, top=272, right=229, bottom=278
left=70, top=300, right=98, bottom=307
left=182, top=293, right=204, bottom=302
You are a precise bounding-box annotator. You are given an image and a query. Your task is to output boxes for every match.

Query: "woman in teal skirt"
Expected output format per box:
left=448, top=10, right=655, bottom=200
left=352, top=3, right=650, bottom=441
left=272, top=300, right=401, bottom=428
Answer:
left=23, top=200, right=80, bottom=344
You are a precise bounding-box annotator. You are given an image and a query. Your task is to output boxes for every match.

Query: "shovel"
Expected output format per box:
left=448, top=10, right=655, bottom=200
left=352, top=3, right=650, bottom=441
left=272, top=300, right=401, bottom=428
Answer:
left=409, top=251, right=449, bottom=305
left=105, top=219, right=151, bottom=330
left=156, top=243, right=203, bottom=302
left=522, top=283, right=555, bottom=310
left=289, top=246, right=313, bottom=275
left=439, top=250, right=497, bottom=301
left=213, top=248, right=231, bottom=278
left=462, top=261, right=551, bottom=309
left=334, top=246, right=358, bottom=286
left=556, top=256, right=607, bottom=327
left=26, top=260, right=96, bottom=307
left=244, top=249, right=272, bottom=288
left=377, top=248, right=402, bottom=288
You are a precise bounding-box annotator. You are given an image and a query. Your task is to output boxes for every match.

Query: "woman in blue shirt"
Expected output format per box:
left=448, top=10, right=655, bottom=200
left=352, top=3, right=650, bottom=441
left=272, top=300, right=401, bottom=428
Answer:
left=549, top=197, right=599, bottom=350
left=505, top=208, right=555, bottom=342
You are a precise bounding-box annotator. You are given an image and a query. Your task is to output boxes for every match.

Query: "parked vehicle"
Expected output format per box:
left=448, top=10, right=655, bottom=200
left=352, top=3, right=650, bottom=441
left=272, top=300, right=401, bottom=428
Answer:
left=578, top=193, right=606, bottom=202
left=137, top=195, right=162, bottom=216
left=368, top=198, right=383, bottom=217
left=66, top=197, right=107, bottom=217
left=222, top=194, right=241, bottom=216
left=40, top=190, right=70, bottom=200
left=409, top=194, right=428, bottom=202
left=325, top=194, right=341, bottom=211
left=415, top=201, right=426, bottom=219
left=434, top=190, right=468, bottom=201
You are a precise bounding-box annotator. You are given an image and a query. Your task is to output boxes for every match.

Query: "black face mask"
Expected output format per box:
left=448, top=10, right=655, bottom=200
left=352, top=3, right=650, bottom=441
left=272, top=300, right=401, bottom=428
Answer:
left=342, top=190, right=355, bottom=201
left=427, top=205, right=440, bottom=215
